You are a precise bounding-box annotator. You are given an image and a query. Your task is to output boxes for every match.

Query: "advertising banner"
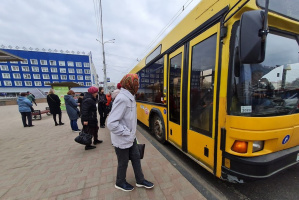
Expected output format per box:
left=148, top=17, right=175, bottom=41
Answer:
left=53, top=86, right=69, bottom=110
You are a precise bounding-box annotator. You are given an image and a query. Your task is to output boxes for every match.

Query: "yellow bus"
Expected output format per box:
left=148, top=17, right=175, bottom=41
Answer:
left=130, top=0, right=299, bottom=183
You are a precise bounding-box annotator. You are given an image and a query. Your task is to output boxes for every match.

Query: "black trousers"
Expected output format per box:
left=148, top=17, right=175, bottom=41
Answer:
left=21, top=112, right=32, bottom=127
left=98, top=104, right=107, bottom=126
left=114, top=139, right=145, bottom=185
left=82, top=125, right=99, bottom=141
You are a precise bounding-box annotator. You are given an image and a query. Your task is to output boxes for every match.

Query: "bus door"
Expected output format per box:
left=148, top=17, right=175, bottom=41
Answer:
left=168, top=46, right=184, bottom=148
left=187, top=25, right=219, bottom=171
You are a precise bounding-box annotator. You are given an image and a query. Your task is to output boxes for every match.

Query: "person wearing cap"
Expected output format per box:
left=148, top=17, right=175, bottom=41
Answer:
left=17, top=92, right=34, bottom=127
left=81, top=86, right=103, bottom=150
left=64, top=90, right=80, bottom=132
left=107, top=74, right=154, bottom=192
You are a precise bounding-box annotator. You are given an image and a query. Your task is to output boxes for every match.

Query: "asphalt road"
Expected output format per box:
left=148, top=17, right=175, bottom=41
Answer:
left=137, top=123, right=299, bottom=200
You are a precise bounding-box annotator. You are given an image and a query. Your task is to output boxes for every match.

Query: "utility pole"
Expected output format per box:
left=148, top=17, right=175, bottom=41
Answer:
left=99, top=0, right=107, bottom=93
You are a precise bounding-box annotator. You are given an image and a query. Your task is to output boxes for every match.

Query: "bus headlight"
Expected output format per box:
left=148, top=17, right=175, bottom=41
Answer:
left=252, top=141, right=264, bottom=153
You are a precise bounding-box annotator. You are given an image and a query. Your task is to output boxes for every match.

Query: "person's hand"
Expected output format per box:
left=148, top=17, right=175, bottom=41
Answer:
left=83, top=121, right=88, bottom=125
left=77, top=103, right=80, bottom=106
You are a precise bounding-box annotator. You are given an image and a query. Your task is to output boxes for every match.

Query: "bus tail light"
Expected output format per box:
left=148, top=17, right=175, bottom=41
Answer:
left=231, top=141, right=248, bottom=153
left=252, top=141, right=264, bottom=153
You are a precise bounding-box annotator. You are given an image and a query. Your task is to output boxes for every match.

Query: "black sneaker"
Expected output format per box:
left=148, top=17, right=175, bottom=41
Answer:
left=93, top=140, right=103, bottom=145
left=100, top=125, right=105, bottom=128
left=85, top=145, right=96, bottom=150
left=115, top=182, right=134, bottom=192
left=136, top=180, right=154, bottom=189
left=28, top=125, right=35, bottom=127
left=55, top=123, right=59, bottom=126
left=58, top=122, right=64, bottom=125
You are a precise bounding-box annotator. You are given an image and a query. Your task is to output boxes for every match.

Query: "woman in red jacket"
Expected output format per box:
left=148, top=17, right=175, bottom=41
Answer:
left=106, top=92, right=112, bottom=114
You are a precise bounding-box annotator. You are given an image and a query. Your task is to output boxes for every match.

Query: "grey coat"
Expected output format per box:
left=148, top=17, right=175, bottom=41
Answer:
left=107, top=88, right=137, bottom=149
left=64, top=95, right=79, bottom=120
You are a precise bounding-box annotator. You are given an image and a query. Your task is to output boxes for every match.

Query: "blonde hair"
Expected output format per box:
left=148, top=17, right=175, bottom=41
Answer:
left=48, top=89, right=55, bottom=94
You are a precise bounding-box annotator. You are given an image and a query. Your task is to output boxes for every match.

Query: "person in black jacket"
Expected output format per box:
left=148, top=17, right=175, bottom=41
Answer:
left=47, top=89, right=64, bottom=126
left=98, top=87, right=107, bottom=128
left=81, top=86, right=103, bottom=150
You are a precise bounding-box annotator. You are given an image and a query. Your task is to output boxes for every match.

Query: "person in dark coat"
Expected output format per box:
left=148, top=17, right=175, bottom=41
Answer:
left=98, top=87, right=107, bottom=128
left=77, top=93, right=84, bottom=116
left=47, top=89, right=64, bottom=126
left=81, top=87, right=103, bottom=150
left=17, top=92, right=34, bottom=127
left=64, top=90, right=80, bottom=132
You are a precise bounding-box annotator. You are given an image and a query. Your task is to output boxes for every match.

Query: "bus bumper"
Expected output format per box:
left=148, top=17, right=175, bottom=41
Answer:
left=221, top=145, right=299, bottom=183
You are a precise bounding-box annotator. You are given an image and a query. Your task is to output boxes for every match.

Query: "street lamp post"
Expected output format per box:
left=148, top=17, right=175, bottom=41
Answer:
left=96, top=39, right=115, bottom=93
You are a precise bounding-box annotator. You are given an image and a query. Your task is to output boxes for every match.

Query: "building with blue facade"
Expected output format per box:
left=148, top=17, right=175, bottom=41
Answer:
left=0, top=48, right=99, bottom=96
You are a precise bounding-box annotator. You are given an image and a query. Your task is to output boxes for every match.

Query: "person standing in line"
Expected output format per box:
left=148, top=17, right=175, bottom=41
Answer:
left=106, top=92, right=112, bottom=115
left=77, top=93, right=84, bottom=116
left=17, top=92, right=34, bottom=127
left=111, top=83, right=121, bottom=100
left=107, top=74, right=154, bottom=192
left=47, top=89, right=64, bottom=126
left=98, top=87, right=107, bottom=128
left=27, top=91, right=37, bottom=106
left=81, top=87, right=103, bottom=150
left=64, top=90, right=80, bottom=132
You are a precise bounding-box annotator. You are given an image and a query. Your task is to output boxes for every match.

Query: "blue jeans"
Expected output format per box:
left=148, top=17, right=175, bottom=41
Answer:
left=70, top=119, right=79, bottom=131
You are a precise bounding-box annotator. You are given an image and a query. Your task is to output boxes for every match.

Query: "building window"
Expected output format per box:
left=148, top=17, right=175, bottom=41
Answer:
left=10, top=61, right=18, bottom=64
left=60, top=75, right=67, bottom=80
left=13, top=73, right=21, bottom=79
left=85, top=76, right=91, bottom=80
left=68, top=68, right=75, bottom=73
left=14, top=81, right=22, bottom=86
left=23, top=74, right=31, bottom=79
left=52, top=74, right=58, bottom=79
left=43, top=74, right=50, bottom=79
left=2, top=73, right=10, bottom=79
left=44, top=81, right=50, bottom=85
left=77, top=75, right=83, bottom=80
left=11, top=66, right=19, bottom=71
left=35, top=81, right=42, bottom=86
left=40, top=60, right=47, bottom=65
left=59, top=61, right=65, bottom=66
left=60, top=68, right=66, bottom=73
left=21, top=59, right=28, bottom=64
left=4, top=81, right=12, bottom=86
left=86, top=82, right=92, bottom=86
left=0, top=65, right=9, bottom=71
left=51, top=67, right=57, bottom=73
left=24, top=81, right=32, bottom=86
left=78, top=82, right=84, bottom=86
left=84, top=69, right=90, bottom=74
left=76, top=69, right=82, bottom=74
left=49, top=60, right=56, bottom=66
left=76, top=62, right=82, bottom=67
left=83, top=62, right=89, bottom=68
left=33, top=74, right=41, bottom=79
left=69, top=75, right=75, bottom=80
left=67, top=61, right=74, bottom=67
left=41, top=67, right=49, bottom=72
left=22, top=66, right=30, bottom=72
left=32, top=66, right=39, bottom=72
left=30, top=59, right=38, bottom=65
left=52, top=81, right=59, bottom=83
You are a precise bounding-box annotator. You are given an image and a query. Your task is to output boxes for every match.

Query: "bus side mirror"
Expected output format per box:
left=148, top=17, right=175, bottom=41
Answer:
left=239, top=10, right=267, bottom=64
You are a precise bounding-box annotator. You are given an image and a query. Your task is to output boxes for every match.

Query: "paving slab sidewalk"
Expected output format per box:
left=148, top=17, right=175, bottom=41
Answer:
left=0, top=103, right=205, bottom=200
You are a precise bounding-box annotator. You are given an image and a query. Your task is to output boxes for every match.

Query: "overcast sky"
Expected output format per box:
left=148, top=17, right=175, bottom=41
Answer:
left=0, top=0, right=201, bottom=83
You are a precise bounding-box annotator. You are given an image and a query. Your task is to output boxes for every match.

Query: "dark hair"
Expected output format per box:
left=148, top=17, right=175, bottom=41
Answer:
left=80, top=93, right=84, bottom=96
left=20, top=92, right=27, bottom=96
left=99, top=87, right=103, bottom=91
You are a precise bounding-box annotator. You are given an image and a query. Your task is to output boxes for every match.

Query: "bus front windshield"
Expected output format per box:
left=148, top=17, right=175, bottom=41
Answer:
left=229, top=32, right=299, bottom=117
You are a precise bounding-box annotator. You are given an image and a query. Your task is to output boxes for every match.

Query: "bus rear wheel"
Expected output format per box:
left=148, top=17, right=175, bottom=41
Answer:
left=153, top=115, right=165, bottom=143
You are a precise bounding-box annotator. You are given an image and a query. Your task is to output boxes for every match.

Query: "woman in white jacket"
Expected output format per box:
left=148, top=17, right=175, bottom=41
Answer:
left=107, top=74, right=154, bottom=192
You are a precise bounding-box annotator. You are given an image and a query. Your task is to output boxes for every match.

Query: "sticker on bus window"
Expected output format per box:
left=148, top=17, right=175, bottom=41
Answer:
left=241, top=106, right=252, bottom=113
